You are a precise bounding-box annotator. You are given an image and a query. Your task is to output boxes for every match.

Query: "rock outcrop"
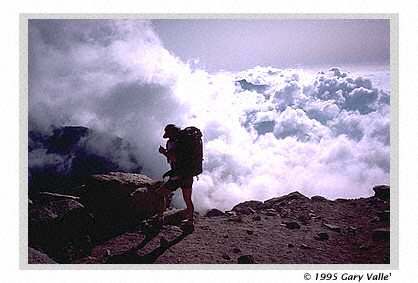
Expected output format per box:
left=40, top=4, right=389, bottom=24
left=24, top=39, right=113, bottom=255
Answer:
left=29, top=193, right=94, bottom=262
left=28, top=174, right=390, bottom=264
left=373, top=185, right=390, bottom=201
left=28, top=247, right=57, bottom=264
left=29, top=126, right=143, bottom=198
left=79, top=172, right=169, bottom=239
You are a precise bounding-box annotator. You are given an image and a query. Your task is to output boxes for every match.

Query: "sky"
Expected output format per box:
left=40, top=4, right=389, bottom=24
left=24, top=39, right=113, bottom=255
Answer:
left=152, top=19, right=390, bottom=72
left=28, top=19, right=391, bottom=211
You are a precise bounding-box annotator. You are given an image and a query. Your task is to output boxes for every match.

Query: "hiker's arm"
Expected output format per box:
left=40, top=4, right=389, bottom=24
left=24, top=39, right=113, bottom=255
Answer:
left=159, top=146, right=168, bottom=156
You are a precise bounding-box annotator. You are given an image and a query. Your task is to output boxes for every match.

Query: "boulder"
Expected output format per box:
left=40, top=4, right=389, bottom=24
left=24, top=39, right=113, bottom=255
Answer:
left=314, top=232, right=329, bottom=241
left=80, top=172, right=168, bottom=234
left=373, top=185, right=390, bottom=201
left=263, top=191, right=309, bottom=208
left=232, top=200, right=263, bottom=215
left=205, top=209, right=225, bottom=217
left=28, top=247, right=57, bottom=264
left=29, top=194, right=94, bottom=262
left=238, top=255, right=256, bottom=264
left=372, top=228, right=390, bottom=241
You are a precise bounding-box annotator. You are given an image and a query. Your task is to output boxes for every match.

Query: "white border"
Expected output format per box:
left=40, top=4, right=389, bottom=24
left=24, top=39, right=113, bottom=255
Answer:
left=20, top=13, right=398, bottom=271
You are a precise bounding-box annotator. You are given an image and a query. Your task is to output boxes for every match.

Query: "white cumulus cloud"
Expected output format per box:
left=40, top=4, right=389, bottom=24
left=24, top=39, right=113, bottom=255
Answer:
left=29, top=20, right=390, bottom=212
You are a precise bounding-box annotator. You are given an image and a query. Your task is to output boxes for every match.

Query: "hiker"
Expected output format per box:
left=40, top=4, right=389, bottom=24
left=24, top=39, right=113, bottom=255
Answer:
left=157, top=124, right=203, bottom=227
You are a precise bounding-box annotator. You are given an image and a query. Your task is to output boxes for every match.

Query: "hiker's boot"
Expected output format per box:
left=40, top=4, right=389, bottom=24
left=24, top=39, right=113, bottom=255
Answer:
left=180, top=219, right=195, bottom=234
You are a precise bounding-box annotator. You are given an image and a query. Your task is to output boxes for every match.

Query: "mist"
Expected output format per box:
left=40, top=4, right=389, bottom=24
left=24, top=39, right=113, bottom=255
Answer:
left=29, top=19, right=390, bottom=211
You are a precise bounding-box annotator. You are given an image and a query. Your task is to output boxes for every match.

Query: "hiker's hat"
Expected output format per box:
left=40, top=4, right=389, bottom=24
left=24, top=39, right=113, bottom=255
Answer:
left=163, top=124, right=180, bottom=138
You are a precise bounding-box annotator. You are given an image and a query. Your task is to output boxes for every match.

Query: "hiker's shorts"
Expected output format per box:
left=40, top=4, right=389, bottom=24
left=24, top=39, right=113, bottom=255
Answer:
left=164, top=176, right=193, bottom=192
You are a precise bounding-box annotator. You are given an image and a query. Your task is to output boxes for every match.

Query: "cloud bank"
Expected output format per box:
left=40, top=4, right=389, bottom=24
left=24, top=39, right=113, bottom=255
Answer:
left=29, top=20, right=390, bottom=211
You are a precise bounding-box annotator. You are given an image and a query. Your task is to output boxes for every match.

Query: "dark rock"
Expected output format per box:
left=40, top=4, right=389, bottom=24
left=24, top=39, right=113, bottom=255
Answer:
left=263, top=191, right=309, bottom=208
left=311, top=195, right=328, bottom=202
left=232, top=206, right=257, bottom=215
left=29, top=195, right=94, bottom=263
left=205, top=208, right=225, bottom=217
left=377, top=210, right=390, bottom=222
left=288, top=243, right=294, bottom=248
left=246, top=230, right=254, bottom=235
left=223, top=234, right=229, bottom=238
left=80, top=172, right=168, bottom=234
left=282, top=221, right=301, bottom=229
left=372, top=228, right=390, bottom=241
left=232, top=200, right=264, bottom=213
left=373, top=185, right=390, bottom=201
left=28, top=247, right=57, bottom=264
left=322, top=223, right=342, bottom=233
left=314, top=232, right=329, bottom=241
left=238, top=255, right=256, bottom=264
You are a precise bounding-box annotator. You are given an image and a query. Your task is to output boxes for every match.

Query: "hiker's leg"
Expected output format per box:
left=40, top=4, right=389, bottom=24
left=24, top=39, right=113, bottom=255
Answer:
left=157, top=184, right=171, bottom=219
left=181, top=187, right=194, bottom=221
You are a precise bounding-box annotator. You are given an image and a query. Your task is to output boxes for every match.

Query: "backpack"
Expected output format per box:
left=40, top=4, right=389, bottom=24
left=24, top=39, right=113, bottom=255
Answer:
left=175, top=126, right=203, bottom=177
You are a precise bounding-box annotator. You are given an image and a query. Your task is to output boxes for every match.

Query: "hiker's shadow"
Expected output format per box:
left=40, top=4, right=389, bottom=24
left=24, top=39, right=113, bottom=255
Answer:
left=105, top=228, right=190, bottom=264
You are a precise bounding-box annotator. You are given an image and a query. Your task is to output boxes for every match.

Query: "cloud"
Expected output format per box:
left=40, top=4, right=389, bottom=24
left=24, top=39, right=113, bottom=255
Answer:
left=29, top=20, right=191, bottom=177
left=29, top=20, right=390, bottom=212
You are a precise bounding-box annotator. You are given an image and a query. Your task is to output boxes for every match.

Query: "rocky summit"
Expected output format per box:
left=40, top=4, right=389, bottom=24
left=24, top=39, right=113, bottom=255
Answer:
left=28, top=172, right=390, bottom=264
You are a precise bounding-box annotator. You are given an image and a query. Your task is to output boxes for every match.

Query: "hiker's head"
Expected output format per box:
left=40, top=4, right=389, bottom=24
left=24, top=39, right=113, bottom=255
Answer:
left=163, top=124, right=180, bottom=139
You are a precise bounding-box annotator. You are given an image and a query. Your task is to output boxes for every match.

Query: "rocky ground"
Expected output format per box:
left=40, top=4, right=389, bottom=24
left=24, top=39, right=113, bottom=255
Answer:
left=28, top=172, right=390, bottom=264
